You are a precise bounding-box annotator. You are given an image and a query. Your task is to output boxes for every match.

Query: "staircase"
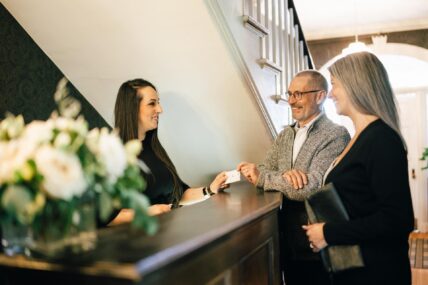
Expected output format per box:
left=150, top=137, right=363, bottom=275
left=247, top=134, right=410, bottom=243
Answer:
left=208, top=0, right=314, bottom=135
left=1, top=0, right=313, bottom=185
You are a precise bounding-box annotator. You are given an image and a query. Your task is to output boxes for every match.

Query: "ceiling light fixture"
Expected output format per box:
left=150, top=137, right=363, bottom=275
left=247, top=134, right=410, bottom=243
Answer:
left=341, top=0, right=371, bottom=56
left=342, top=35, right=371, bottom=56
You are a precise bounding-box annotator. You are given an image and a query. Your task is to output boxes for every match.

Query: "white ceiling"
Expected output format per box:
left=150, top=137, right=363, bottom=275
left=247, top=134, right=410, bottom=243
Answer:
left=293, top=0, right=428, bottom=40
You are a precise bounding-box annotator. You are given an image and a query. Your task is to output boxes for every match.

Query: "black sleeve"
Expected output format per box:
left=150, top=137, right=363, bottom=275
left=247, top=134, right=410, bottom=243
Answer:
left=324, top=131, right=414, bottom=245
left=181, top=179, right=190, bottom=192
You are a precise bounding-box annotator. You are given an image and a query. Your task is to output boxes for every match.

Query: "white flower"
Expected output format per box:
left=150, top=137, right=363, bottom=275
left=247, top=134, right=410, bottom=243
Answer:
left=54, top=77, right=69, bottom=102
left=87, top=128, right=127, bottom=184
left=85, top=128, right=100, bottom=158
left=125, top=139, right=142, bottom=165
left=52, top=116, right=87, bottom=137
left=54, top=132, right=71, bottom=148
left=0, top=120, right=54, bottom=184
left=35, top=146, right=87, bottom=200
left=0, top=114, right=25, bottom=140
left=47, top=117, right=87, bottom=153
left=0, top=140, right=36, bottom=184
left=0, top=142, right=16, bottom=183
left=53, top=117, right=73, bottom=131
left=21, top=120, right=53, bottom=146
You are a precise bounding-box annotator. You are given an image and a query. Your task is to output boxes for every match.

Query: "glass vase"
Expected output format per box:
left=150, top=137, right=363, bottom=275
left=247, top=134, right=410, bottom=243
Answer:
left=1, top=218, right=32, bottom=257
left=30, top=191, right=97, bottom=259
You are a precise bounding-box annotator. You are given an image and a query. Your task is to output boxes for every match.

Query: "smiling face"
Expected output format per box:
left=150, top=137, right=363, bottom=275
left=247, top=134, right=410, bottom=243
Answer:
left=137, top=86, right=163, bottom=136
left=329, top=75, right=352, bottom=116
left=287, top=76, right=325, bottom=126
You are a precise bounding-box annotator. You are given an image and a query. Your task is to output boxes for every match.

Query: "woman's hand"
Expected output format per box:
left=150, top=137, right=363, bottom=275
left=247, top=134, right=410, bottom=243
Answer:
left=210, top=172, right=229, bottom=193
left=302, top=223, right=328, bottom=252
left=108, top=205, right=171, bottom=226
left=148, top=204, right=172, bottom=216
left=108, top=209, right=135, bottom=226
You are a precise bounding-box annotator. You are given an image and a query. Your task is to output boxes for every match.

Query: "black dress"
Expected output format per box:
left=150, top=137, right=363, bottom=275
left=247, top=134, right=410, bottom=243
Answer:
left=138, top=138, right=189, bottom=205
left=323, top=119, right=414, bottom=285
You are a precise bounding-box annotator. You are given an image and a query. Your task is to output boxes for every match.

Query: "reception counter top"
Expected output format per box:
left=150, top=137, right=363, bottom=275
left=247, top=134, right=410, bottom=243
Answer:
left=0, top=182, right=282, bottom=285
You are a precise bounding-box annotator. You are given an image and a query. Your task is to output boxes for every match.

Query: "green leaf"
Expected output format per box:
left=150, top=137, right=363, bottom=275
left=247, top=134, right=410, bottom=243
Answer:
left=115, top=166, right=146, bottom=194
left=127, top=190, right=150, bottom=210
left=1, top=185, right=35, bottom=224
left=131, top=212, right=158, bottom=235
left=98, top=191, right=113, bottom=222
left=125, top=190, right=158, bottom=235
left=421, top=148, right=428, bottom=170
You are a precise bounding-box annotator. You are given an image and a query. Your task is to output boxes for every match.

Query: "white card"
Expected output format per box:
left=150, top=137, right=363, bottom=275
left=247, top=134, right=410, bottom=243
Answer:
left=225, top=170, right=242, bottom=184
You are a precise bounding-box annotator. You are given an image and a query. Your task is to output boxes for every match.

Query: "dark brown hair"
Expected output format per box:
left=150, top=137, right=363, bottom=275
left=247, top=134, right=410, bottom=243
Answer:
left=114, top=79, right=184, bottom=204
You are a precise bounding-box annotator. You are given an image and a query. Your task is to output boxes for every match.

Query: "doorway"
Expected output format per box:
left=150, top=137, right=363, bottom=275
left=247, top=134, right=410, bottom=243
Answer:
left=320, top=50, right=428, bottom=232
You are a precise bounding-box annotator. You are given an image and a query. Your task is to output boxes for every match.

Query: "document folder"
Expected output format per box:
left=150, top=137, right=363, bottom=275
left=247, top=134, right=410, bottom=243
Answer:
left=305, top=183, right=365, bottom=273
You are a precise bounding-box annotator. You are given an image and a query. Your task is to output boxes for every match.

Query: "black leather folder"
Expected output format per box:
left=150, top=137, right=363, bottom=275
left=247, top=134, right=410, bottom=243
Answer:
left=305, top=183, right=365, bottom=273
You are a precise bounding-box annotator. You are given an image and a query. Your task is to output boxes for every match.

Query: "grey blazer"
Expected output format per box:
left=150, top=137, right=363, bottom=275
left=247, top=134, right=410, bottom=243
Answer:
left=257, top=113, right=350, bottom=201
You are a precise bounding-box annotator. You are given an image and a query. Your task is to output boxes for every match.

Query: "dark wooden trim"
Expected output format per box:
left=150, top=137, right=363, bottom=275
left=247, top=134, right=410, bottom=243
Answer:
left=288, top=0, right=314, bottom=69
left=308, top=29, right=428, bottom=69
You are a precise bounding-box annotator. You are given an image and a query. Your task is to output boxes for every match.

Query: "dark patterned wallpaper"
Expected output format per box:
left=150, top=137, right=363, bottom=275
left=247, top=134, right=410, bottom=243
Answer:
left=0, top=3, right=109, bottom=129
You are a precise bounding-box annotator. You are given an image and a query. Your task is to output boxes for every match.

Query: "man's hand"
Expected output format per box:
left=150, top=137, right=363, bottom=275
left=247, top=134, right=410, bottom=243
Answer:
left=237, top=162, right=259, bottom=185
left=282, top=169, right=308, bottom=189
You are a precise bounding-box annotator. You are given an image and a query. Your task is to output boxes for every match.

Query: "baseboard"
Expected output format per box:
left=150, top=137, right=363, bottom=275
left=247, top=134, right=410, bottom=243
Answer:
left=417, top=222, right=428, bottom=233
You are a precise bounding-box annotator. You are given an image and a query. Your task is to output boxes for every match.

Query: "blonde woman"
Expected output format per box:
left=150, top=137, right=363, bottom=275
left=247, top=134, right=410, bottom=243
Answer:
left=304, top=52, right=414, bottom=285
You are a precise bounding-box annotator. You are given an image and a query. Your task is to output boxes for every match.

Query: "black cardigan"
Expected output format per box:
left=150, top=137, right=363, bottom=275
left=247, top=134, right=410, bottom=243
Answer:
left=324, top=119, right=414, bottom=284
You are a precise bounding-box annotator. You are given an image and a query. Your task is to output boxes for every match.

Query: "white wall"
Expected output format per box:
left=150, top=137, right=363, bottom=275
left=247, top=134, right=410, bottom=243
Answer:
left=1, top=0, right=273, bottom=185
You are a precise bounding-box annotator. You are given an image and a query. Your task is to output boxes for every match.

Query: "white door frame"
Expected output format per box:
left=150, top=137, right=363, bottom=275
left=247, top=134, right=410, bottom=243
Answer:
left=395, top=88, right=428, bottom=232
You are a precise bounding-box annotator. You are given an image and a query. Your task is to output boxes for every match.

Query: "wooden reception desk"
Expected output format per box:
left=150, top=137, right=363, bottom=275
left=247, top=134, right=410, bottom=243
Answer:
left=0, top=183, right=282, bottom=285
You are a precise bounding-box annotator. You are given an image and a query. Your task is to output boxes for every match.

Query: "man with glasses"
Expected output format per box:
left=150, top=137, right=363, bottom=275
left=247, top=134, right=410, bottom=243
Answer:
left=238, top=70, right=349, bottom=285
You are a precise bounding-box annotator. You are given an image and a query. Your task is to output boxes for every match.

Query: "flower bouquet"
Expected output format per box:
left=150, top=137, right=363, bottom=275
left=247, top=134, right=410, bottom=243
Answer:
left=0, top=78, right=157, bottom=258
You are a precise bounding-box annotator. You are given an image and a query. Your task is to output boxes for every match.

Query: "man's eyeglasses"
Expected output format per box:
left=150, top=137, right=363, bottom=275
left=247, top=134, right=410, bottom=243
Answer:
left=285, top=90, right=323, bottom=101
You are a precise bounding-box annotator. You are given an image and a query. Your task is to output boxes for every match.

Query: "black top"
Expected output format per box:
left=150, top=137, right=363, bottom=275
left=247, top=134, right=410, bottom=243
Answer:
left=139, top=138, right=189, bottom=205
left=324, top=119, right=414, bottom=284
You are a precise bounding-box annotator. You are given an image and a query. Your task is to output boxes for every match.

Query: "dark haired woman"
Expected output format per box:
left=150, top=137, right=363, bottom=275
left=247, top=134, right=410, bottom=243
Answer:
left=113, top=78, right=227, bottom=219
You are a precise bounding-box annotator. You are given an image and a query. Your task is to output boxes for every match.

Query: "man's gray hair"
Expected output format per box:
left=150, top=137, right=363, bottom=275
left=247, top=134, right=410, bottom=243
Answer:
left=295, top=70, right=328, bottom=92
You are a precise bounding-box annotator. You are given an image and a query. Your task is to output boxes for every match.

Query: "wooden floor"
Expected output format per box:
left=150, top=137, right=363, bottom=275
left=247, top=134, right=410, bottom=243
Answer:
left=410, top=232, right=428, bottom=239
left=410, top=232, right=428, bottom=285
left=412, top=269, right=428, bottom=285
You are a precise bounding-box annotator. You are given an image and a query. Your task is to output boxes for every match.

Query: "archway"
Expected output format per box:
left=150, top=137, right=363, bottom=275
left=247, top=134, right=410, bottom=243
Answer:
left=319, top=42, right=428, bottom=232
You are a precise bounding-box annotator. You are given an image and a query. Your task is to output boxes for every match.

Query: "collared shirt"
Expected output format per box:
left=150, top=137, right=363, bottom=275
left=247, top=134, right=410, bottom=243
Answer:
left=292, top=113, right=323, bottom=165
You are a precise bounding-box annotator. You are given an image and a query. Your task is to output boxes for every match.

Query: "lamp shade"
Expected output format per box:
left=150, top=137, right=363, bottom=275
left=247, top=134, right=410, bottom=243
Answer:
left=342, top=41, right=371, bottom=56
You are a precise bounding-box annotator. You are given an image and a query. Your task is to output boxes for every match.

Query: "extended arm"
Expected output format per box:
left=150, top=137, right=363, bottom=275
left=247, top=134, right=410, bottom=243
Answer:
left=180, top=172, right=228, bottom=202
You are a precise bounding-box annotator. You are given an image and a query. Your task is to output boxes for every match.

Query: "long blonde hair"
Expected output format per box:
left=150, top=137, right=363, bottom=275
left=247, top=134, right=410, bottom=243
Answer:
left=328, top=52, right=406, bottom=148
